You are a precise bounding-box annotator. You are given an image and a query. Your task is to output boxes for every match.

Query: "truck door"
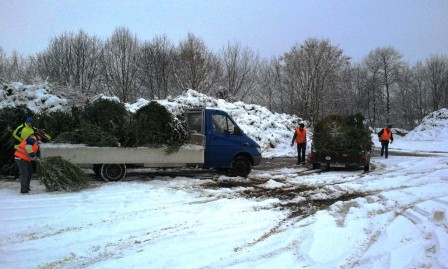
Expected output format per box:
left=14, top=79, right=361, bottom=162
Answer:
left=206, top=111, right=242, bottom=167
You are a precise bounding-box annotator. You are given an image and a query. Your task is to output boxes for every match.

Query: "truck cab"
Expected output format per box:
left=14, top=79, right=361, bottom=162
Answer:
left=186, top=108, right=262, bottom=177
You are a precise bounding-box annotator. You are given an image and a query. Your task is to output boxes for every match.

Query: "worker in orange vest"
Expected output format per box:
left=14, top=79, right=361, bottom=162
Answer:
left=291, top=123, right=307, bottom=164
left=378, top=124, right=394, bottom=159
left=14, top=131, right=44, bottom=194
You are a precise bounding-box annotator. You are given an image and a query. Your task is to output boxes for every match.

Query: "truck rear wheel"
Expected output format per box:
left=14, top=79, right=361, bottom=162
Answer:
left=231, top=156, right=251, bottom=177
left=101, top=164, right=126, bottom=182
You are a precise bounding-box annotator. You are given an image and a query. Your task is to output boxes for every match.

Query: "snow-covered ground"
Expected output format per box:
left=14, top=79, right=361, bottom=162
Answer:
left=1, top=140, right=447, bottom=268
left=1, top=83, right=448, bottom=268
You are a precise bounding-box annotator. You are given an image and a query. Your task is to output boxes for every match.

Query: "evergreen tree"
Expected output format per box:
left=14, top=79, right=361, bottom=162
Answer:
left=134, top=101, right=190, bottom=152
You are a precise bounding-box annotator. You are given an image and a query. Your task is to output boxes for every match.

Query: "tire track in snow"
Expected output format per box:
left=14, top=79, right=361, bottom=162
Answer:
left=338, top=194, right=448, bottom=269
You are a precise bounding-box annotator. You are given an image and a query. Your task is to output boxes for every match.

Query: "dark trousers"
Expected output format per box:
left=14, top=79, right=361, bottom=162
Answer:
left=296, top=143, right=307, bottom=163
left=380, top=141, right=390, bottom=158
left=16, top=159, right=33, bottom=193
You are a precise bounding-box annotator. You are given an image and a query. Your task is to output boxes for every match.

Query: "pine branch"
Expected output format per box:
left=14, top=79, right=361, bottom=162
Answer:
left=37, top=157, right=91, bottom=192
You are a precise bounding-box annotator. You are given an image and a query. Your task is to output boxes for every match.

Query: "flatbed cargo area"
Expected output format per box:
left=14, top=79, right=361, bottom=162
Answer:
left=39, top=143, right=205, bottom=167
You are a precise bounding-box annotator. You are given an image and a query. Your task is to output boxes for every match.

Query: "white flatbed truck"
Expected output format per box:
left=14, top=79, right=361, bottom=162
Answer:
left=39, top=108, right=262, bottom=181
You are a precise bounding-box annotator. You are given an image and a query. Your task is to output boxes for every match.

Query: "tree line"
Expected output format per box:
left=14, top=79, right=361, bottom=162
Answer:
left=1, top=27, right=447, bottom=130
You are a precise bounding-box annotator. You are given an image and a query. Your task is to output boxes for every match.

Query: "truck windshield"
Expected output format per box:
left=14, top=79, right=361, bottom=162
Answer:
left=212, top=114, right=237, bottom=135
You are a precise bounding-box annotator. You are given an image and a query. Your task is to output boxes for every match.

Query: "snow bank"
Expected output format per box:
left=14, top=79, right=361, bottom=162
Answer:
left=372, top=108, right=448, bottom=153
left=403, top=108, right=448, bottom=141
left=0, top=82, right=68, bottom=112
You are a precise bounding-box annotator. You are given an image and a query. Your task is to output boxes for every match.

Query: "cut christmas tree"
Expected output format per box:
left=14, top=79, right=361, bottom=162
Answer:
left=310, top=113, right=372, bottom=171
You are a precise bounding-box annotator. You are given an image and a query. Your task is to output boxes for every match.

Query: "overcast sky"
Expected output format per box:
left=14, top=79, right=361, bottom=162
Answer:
left=1, top=0, right=447, bottom=64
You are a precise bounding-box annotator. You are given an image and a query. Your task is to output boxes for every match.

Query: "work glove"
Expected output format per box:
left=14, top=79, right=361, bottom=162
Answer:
left=291, top=143, right=294, bottom=147
left=390, top=140, right=393, bottom=144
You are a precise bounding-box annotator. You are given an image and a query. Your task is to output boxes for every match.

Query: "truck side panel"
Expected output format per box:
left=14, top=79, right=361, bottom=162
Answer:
left=40, top=144, right=205, bottom=167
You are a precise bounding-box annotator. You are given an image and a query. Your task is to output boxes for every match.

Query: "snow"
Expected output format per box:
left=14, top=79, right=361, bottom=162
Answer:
left=1, top=83, right=448, bottom=268
left=0, top=82, right=68, bottom=112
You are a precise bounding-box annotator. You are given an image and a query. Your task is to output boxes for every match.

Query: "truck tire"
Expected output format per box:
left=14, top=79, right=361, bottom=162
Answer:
left=101, top=164, right=126, bottom=182
left=231, top=156, right=251, bottom=177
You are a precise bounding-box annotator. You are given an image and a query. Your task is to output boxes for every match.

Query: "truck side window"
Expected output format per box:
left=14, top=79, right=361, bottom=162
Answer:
left=227, top=119, right=237, bottom=134
left=187, top=112, right=203, bottom=133
left=212, top=114, right=225, bottom=133
left=212, top=114, right=236, bottom=134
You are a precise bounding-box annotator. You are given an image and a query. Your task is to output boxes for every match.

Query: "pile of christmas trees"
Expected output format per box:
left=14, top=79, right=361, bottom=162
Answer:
left=45, top=99, right=190, bottom=149
left=313, top=113, right=372, bottom=152
left=0, top=98, right=191, bottom=191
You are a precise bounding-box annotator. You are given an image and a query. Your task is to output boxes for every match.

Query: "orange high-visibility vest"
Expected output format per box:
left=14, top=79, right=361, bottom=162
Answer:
left=295, top=128, right=307, bottom=144
left=14, top=135, right=39, bottom=162
left=380, top=128, right=392, bottom=141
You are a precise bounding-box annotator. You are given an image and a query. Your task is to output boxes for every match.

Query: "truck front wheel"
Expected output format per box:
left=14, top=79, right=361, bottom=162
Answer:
left=231, top=157, right=251, bottom=177
left=101, top=164, right=126, bottom=182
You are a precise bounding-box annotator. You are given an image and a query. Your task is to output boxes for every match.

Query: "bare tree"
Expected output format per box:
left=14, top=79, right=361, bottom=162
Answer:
left=0, top=48, right=29, bottom=82
left=360, top=58, right=383, bottom=128
left=411, top=62, right=430, bottom=123
left=138, top=35, right=176, bottom=100
left=282, top=38, right=350, bottom=124
left=394, top=65, right=415, bottom=128
left=326, top=65, right=363, bottom=116
left=100, top=27, right=140, bottom=103
left=218, top=41, right=259, bottom=101
left=36, top=32, right=73, bottom=86
left=35, top=30, right=103, bottom=94
left=424, top=55, right=448, bottom=111
left=173, top=33, right=221, bottom=94
left=256, top=57, right=285, bottom=112
left=0, top=47, right=6, bottom=82
left=71, top=31, right=103, bottom=94
left=364, top=46, right=406, bottom=124
left=349, top=64, right=372, bottom=120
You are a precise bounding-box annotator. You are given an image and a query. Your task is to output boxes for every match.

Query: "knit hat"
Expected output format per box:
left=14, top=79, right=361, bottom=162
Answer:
left=25, top=117, right=33, bottom=123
